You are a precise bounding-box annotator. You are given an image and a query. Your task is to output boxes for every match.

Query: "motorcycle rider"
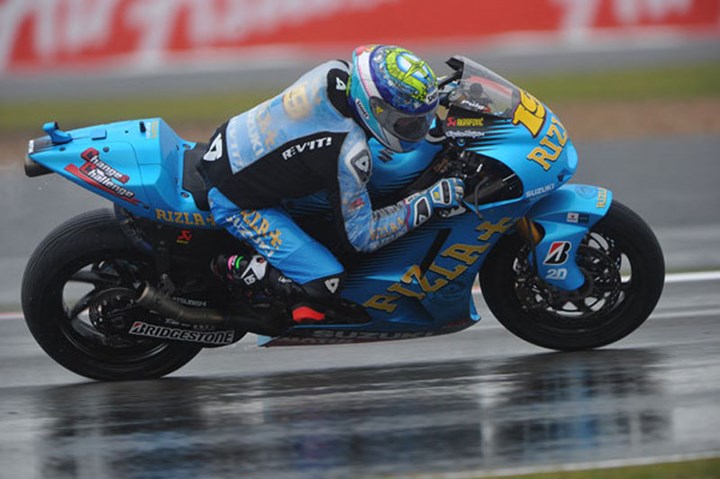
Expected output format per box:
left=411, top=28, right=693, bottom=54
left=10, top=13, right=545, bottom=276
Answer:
left=199, top=44, right=464, bottom=323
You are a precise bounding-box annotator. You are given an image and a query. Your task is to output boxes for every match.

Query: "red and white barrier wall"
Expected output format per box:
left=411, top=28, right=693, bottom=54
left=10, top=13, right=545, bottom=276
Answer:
left=1, top=0, right=718, bottom=76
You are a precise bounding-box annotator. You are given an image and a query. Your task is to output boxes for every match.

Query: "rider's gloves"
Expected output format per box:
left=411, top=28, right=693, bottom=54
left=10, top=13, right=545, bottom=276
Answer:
left=405, top=177, right=465, bottom=227
left=428, top=177, right=465, bottom=209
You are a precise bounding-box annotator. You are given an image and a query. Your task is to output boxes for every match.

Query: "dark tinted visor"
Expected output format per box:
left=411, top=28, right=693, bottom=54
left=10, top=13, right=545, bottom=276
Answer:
left=371, top=97, right=435, bottom=142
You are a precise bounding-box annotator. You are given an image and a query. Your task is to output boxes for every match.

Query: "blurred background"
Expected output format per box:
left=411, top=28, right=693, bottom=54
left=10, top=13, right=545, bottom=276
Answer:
left=1, top=0, right=719, bottom=308
left=2, top=0, right=719, bottom=132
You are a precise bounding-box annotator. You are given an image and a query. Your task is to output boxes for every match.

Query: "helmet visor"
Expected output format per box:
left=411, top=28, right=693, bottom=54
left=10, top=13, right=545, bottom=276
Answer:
left=370, top=97, right=435, bottom=142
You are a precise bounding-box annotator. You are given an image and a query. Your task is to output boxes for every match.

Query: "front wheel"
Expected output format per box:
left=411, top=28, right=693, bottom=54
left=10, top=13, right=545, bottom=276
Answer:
left=21, top=209, right=202, bottom=380
left=480, top=201, right=665, bottom=351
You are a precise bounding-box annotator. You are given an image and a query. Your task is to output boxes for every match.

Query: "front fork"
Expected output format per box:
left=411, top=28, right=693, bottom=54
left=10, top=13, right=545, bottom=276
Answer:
left=518, top=184, right=613, bottom=291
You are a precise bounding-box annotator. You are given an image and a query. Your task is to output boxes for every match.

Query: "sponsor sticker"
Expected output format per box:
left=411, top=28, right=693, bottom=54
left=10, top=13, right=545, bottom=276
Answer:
left=282, top=136, right=333, bottom=160
left=65, top=148, right=139, bottom=204
left=282, top=82, right=312, bottom=120
left=566, top=212, right=590, bottom=224
left=129, top=321, right=235, bottom=345
left=543, top=241, right=572, bottom=266
left=444, top=115, right=487, bottom=139
left=355, top=99, right=370, bottom=120
left=176, top=229, right=193, bottom=245
left=156, top=209, right=216, bottom=226
left=446, top=116, right=485, bottom=128
left=596, top=187, right=609, bottom=209
left=445, top=130, right=486, bottom=139
left=525, top=184, right=555, bottom=198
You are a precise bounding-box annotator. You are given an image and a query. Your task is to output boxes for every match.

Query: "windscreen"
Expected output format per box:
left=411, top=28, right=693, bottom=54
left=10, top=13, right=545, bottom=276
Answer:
left=445, top=58, right=520, bottom=119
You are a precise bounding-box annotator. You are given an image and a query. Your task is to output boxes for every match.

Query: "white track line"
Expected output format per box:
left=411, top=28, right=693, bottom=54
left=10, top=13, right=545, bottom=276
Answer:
left=651, top=308, right=720, bottom=320
left=664, top=271, right=720, bottom=283
left=2, top=271, right=719, bottom=322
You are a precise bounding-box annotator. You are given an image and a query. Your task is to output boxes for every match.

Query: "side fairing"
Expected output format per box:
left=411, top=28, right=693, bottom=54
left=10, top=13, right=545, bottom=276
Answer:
left=340, top=201, right=523, bottom=328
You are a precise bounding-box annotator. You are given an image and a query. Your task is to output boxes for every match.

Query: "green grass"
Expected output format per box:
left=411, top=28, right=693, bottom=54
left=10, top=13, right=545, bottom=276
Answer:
left=0, top=89, right=277, bottom=135
left=518, top=61, right=720, bottom=102
left=2, top=61, right=719, bottom=134
left=477, top=457, right=720, bottom=479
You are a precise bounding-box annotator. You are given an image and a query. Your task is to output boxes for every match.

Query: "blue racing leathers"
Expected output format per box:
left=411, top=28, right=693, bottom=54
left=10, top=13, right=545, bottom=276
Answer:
left=199, top=60, right=447, bottom=294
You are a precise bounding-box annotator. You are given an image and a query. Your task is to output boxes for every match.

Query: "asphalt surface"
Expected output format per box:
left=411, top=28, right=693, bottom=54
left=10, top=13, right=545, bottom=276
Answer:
left=0, top=278, right=719, bottom=479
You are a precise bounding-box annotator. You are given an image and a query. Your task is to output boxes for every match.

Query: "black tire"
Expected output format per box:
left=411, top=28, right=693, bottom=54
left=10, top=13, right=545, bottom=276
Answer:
left=480, top=201, right=665, bottom=351
left=21, top=209, right=202, bottom=380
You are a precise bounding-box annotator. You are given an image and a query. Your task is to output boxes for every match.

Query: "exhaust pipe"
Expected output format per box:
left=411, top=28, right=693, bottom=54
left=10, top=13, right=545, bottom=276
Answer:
left=136, top=284, right=284, bottom=336
left=137, top=285, right=226, bottom=325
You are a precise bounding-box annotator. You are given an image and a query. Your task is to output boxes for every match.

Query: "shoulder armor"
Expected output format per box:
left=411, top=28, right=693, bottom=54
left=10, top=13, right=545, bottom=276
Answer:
left=326, top=65, right=353, bottom=119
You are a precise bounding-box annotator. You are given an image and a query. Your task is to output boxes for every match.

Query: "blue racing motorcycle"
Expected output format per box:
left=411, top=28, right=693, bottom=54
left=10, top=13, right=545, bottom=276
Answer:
left=22, top=57, right=664, bottom=380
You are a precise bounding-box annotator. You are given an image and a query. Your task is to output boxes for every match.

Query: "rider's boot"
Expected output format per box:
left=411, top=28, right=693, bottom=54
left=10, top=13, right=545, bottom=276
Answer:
left=211, top=254, right=342, bottom=324
left=211, top=254, right=269, bottom=288
left=286, top=275, right=343, bottom=324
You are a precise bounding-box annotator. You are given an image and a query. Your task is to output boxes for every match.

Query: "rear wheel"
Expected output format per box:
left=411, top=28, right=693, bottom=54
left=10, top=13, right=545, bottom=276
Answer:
left=480, top=201, right=665, bottom=350
left=21, top=209, right=202, bottom=380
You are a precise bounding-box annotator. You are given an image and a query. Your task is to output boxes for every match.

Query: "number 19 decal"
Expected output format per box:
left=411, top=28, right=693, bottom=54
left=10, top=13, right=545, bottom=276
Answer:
left=513, top=90, right=546, bottom=137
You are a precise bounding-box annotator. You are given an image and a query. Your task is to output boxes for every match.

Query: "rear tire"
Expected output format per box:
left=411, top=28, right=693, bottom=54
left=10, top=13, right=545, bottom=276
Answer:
left=480, top=201, right=664, bottom=351
left=22, top=209, right=202, bottom=380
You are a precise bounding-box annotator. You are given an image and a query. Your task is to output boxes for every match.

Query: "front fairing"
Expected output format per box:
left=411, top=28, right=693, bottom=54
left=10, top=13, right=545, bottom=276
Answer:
left=439, top=58, right=577, bottom=201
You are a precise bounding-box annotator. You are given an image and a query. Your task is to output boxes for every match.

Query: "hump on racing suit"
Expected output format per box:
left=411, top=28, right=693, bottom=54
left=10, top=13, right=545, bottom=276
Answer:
left=199, top=60, right=427, bottom=256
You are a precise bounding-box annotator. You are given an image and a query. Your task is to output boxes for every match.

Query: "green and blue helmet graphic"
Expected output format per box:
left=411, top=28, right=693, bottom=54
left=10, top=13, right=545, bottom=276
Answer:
left=349, top=45, right=439, bottom=152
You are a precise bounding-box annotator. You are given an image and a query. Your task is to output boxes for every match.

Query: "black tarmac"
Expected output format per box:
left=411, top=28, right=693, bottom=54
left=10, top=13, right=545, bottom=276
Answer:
left=0, top=279, right=719, bottom=478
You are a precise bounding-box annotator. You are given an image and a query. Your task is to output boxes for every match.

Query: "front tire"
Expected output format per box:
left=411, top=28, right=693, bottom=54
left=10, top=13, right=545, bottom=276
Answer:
left=480, top=201, right=665, bottom=351
left=21, top=209, right=202, bottom=380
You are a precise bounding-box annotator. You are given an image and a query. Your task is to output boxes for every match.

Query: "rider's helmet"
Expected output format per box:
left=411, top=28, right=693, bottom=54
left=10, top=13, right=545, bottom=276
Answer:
left=348, top=45, right=439, bottom=153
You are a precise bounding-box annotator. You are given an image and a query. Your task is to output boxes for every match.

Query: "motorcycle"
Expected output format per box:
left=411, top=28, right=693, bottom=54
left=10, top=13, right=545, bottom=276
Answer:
left=22, top=56, right=665, bottom=380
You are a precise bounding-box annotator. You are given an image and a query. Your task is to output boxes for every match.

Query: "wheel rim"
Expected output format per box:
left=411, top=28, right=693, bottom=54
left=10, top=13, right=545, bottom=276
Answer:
left=512, top=230, right=634, bottom=333
left=54, top=254, right=173, bottom=365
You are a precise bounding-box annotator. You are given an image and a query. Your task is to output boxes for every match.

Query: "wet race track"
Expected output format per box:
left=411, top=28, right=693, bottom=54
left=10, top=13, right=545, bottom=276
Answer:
left=1, top=277, right=719, bottom=478
left=1, top=43, right=720, bottom=476
left=0, top=143, right=720, bottom=478
left=0, top=132, right=719, bottom=478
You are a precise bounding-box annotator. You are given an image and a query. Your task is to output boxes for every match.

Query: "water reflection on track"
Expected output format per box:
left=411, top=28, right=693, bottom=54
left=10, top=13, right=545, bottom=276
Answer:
left=5, top=350, right=691, bottom=478
left=2, top=279, right=720, bottom=478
